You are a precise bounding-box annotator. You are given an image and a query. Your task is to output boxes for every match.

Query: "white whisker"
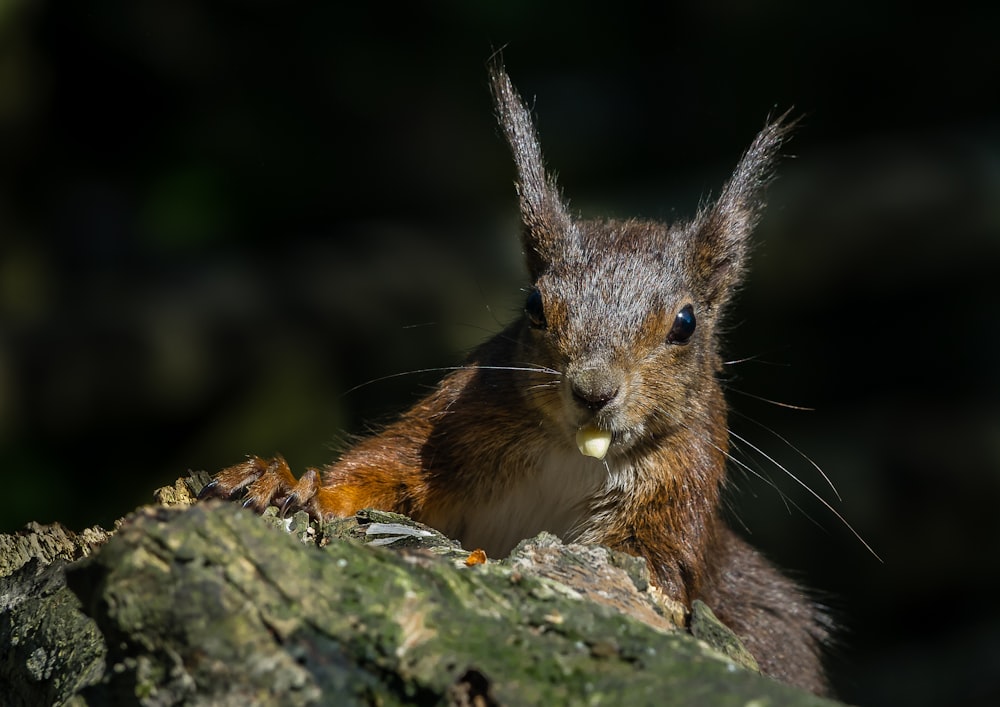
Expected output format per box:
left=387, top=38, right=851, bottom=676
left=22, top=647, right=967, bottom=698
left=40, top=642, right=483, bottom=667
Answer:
left=655, top=406, right=879, bottom=561
left=341, top=363, right=560, bottom=397
left=657, top=409, right=802, bottom=514
left=729, top=410, right=839, bottom=500
left=723, top=357, right=792, bottom=367
left=726, top=387, right=815, bottom=412
left=728, top=436, right=796, bottom=513
left=727, top=428, right=882, bottom=562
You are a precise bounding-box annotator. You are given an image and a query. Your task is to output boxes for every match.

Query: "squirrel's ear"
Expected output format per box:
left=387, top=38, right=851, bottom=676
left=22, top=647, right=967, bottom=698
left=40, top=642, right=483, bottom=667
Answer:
left=689, top=115, right=794, bottom=306
left=489, top=63, right=572, bottom=279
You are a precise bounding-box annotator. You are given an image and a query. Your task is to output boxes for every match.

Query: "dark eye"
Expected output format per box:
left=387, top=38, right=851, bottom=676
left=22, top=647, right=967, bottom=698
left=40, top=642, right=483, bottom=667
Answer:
left=666, top=304, right=696, bottom=344
left=524, top=288, right=546, bottom=329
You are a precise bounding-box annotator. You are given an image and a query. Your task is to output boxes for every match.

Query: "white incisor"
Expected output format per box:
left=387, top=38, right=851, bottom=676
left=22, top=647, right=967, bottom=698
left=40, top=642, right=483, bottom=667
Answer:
left=575, top=425, right=612, bottom=460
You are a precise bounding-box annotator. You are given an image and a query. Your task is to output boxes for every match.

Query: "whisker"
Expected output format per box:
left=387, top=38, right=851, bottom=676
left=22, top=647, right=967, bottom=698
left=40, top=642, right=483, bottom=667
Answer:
left=526, top=379, right=561, bottom=388
left=726, top=443, right=850, bottom=543
left=656, top=409, right=803, bottom=516
left=341, top=364, right=560, bottom=397
left=729, top=409, right=840, bottom=501
left=475, top=279, right=508, bottom=332
left=727, top=428, right=882, bottom=562
left=655, top=406, right=879, bottom=561
left=727, top=434, right=833, bottom=533
left=725, top=386, right=815, bottom=412
left=723, top=353, right=793, bottom=367
left=723, top=432, right=803, bottom=515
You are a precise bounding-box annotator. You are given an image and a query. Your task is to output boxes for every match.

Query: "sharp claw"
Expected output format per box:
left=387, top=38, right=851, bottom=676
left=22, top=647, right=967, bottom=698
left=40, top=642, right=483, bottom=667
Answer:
left=196, top=480, right=219, bottom=500
left=200, top=455, right=301, bottom=516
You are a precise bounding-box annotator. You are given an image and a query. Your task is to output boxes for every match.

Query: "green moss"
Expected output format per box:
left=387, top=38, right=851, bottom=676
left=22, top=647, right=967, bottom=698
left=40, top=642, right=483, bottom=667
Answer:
left=62, top=503, right=842, bottom=706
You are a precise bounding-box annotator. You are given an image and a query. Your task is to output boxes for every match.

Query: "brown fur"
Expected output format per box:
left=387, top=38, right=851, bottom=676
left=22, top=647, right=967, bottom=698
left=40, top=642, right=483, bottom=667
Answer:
left=201, top=63, right=831, bottom=694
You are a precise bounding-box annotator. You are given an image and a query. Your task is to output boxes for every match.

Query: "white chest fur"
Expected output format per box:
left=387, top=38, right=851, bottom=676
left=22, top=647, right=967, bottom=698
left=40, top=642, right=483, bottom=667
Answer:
left=458, top=448, right=615, bottom=557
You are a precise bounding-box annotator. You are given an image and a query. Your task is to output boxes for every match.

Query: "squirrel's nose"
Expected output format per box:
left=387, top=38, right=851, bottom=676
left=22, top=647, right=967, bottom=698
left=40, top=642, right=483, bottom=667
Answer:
left=570, top=369, right=620, bottom=411
left=572, top=385, right=618, bottom=411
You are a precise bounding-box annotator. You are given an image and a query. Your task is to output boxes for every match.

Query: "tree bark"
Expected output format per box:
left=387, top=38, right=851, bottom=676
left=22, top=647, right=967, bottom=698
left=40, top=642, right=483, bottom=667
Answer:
left=0, top=474, right=842, bottom=706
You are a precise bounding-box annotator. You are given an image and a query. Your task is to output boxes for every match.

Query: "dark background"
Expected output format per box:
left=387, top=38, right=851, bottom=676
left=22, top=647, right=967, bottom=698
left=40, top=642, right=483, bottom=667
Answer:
left=2, top=2, right=997, bottom=704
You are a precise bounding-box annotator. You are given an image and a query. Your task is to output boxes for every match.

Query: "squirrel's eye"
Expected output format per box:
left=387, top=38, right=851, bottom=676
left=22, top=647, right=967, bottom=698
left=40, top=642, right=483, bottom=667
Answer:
left=666, top=304, right=696, bottom=344
left=525, top=288, right=547, bottom=329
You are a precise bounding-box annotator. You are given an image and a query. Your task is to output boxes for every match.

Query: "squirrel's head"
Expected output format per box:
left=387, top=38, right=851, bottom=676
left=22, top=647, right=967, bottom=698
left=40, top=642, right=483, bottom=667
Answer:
left=490, top=64, right=793, bottom=461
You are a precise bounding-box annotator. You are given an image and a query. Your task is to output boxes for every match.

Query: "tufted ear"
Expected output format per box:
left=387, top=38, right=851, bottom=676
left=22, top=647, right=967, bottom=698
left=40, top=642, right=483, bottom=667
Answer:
left=688, top=115, right=795, bottom=307
left=489, top=63, right=573, bottom=280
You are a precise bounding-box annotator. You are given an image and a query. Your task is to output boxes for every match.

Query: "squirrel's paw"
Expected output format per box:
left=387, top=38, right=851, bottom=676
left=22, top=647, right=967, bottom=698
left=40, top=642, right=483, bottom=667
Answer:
left=198, top=455, right=323, bottom=519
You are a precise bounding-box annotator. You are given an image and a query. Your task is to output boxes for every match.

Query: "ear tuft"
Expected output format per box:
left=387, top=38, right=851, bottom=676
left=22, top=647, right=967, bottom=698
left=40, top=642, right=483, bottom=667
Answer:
left=690, top=113, right=796, bottom=305
left=488, top=61, right=572, bottom=278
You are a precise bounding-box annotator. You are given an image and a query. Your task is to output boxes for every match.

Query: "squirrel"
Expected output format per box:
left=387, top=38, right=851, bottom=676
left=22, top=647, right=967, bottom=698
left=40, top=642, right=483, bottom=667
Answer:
left=200, top=63, right=832, bottom=695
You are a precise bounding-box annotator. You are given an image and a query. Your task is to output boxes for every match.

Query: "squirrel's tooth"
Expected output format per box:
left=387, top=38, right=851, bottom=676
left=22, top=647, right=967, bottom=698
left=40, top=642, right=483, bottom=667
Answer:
left=576, top=426, right=612, bottom=460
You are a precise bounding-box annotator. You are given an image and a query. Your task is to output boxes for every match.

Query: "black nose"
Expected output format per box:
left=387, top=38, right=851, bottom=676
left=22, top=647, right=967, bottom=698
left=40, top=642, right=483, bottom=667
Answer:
left=572, top=384, right=619, bottom=411
left=570, top=368, right=620, bottom=411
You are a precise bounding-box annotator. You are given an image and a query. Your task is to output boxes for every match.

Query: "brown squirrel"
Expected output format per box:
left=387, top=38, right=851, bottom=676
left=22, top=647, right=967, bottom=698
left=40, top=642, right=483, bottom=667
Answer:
left=200, top=64, right=832, bottom=694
